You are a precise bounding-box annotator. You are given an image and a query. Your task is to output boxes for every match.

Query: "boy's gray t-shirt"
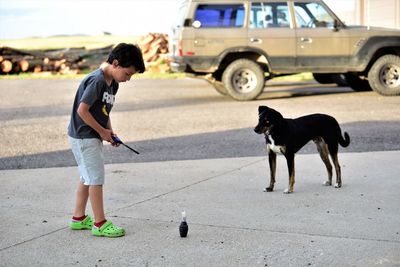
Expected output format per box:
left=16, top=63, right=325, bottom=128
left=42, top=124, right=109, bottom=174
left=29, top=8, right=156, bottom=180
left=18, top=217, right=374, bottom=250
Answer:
left=68, top=68, right=119, bottom=139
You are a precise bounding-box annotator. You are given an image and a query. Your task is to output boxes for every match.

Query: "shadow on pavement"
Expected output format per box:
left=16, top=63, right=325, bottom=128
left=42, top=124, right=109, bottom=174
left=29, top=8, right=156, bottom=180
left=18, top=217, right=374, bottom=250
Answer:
left=257, top=82, right=354, bottom=100
left=1, top=120, right=399, bottom=170
left=0, top=82, right=355, bottom=122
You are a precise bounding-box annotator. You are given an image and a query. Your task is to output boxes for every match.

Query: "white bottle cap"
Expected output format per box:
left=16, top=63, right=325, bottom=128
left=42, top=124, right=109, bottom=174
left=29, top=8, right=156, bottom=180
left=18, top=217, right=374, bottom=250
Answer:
left=181, top=211, right=186, bottom=222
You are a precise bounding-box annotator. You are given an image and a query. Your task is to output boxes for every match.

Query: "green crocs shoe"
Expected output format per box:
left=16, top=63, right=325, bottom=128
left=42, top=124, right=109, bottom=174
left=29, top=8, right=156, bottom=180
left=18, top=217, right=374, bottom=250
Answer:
left=69, top=215, right=93, bottom=230
left=92, top=221, right=125, bottom=237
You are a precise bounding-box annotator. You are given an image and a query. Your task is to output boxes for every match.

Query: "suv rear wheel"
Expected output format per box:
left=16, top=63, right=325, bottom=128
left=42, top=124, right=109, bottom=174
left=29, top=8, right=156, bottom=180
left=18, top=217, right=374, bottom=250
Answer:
left=368, top=54, right=400, bottom=96
left=222, top=59, right=265, bottom=101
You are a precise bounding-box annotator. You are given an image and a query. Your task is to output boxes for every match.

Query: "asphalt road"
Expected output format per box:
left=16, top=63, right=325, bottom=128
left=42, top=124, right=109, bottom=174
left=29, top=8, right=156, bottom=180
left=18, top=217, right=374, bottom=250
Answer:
left=1, top=77, right=400, bottom=170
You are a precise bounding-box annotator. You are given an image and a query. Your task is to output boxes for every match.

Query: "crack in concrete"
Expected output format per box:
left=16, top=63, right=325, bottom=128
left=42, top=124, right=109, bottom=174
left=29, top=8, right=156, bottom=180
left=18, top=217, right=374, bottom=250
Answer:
left=0, top=158, right=265, bottom=252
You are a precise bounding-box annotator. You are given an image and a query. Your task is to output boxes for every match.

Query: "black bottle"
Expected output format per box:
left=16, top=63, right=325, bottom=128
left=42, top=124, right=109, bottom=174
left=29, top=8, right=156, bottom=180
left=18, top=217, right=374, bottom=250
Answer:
left=179, top=211, right=188, bottom=238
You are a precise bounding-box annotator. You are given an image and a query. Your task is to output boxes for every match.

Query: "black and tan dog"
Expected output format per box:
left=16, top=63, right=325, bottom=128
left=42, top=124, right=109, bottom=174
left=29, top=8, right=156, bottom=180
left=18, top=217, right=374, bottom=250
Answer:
left=254, top=106, right=350, bottom=193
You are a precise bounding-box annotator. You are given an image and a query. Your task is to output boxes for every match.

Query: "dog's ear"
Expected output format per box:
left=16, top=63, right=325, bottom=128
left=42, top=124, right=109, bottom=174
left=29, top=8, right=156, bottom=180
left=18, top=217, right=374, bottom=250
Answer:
left=258, top=106, right=268, bottom=114
left=270, top=108, right=284, bottom=120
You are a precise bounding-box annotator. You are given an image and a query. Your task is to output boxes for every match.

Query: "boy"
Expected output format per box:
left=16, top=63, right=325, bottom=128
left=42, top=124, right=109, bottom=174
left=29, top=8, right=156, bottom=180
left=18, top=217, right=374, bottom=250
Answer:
left=67, top=43, right=145, bottom=237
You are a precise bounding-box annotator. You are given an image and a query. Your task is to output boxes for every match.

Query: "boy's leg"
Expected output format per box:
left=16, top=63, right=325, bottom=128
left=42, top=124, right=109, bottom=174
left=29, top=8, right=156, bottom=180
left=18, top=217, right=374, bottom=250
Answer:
left=89, top=185, right=106, bottom=223
left=70, top=180, right=93, bottom=230
left=89, top=184, right=125, bottom=237
left=70, top=138, right=124, bottom=236
left=73, top=181, right=89, bottom=217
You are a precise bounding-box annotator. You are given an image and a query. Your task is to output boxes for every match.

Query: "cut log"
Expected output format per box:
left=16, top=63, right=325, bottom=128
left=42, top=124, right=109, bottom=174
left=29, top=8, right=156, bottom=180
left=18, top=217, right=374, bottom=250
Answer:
left=139, top=34, right=155, bottom=47
left=54, top=59, right=67, bottom=69
left=143, top=45, right=160, bottom=62
left=159, top=47, right=169, bottom=54
left=33, top=65, right=42, bottom=73
left=19, top=59, right=30, bottom=72
left=1, top=60, right=13, bottom=73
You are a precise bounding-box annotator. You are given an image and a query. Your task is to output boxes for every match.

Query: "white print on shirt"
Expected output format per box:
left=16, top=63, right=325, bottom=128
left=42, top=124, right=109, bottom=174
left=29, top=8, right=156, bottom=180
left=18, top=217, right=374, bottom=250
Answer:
left=102, top=92, right=115, bottom=105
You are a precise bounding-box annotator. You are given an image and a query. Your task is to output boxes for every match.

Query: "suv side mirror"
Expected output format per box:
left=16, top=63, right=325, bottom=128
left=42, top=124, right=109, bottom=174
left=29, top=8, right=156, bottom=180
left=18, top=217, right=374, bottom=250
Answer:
left=333, top=19, right=340, bottom=32
left=192, top=20, right=201, bottom=29
left=183, top=19, right=192, bottom=27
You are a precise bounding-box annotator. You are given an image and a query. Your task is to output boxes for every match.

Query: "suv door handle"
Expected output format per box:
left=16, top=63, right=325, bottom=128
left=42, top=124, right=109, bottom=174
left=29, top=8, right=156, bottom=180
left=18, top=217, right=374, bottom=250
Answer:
left=300, top=37, right=313, bottom=43
left=250, top=38, right=262, bottom=44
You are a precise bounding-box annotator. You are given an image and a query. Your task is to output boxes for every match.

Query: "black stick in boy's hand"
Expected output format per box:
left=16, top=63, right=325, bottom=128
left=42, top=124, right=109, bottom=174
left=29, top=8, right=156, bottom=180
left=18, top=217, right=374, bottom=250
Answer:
left=112, top=135, right=140, bottom=154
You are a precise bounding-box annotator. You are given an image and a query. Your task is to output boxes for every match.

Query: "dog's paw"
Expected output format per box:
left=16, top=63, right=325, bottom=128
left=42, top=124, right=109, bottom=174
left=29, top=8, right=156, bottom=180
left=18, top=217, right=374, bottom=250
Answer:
left=264, top=187, right=273, bottom=192
left=334, top=183, right=341, bottom=188
left=323, top=181, right=332, bottom=186
left=283, top=189, right=292, bottom=194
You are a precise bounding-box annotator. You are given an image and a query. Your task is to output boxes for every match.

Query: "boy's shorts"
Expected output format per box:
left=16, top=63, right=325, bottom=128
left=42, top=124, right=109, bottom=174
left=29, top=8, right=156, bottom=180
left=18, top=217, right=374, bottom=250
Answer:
left=68, top=136, right=105, bottom=185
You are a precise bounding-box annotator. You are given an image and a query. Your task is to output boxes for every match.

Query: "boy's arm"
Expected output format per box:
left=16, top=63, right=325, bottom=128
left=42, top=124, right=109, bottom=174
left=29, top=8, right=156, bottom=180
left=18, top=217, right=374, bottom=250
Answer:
left=107, top=118, right=113, bottom=132
left=107, top=118, right=120, bottom=147
left=77, top=102, right=113, bottom=143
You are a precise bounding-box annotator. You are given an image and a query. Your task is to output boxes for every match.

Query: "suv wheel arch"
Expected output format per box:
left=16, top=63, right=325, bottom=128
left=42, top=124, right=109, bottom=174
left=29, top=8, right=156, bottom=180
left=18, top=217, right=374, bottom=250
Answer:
left=217, top=48, right=270, bottom=73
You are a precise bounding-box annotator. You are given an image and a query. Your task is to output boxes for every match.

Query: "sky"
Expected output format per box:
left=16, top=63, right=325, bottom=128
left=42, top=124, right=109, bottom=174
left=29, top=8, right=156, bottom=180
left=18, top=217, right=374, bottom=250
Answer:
left=0, top=0, right=354, bottom=40
left=0, top=0, right=182, bottom=39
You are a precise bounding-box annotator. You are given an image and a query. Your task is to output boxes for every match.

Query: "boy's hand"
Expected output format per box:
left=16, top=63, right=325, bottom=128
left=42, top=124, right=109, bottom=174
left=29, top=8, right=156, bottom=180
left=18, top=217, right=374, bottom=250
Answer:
left=111, top=133, right=121, bottom=147
left=100, top=128, right=114, bottom=144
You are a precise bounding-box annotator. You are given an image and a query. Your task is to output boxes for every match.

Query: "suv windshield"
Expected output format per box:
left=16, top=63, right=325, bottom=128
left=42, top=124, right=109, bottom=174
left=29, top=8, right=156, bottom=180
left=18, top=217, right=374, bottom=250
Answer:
left=194, top=4, right=245, bottom=28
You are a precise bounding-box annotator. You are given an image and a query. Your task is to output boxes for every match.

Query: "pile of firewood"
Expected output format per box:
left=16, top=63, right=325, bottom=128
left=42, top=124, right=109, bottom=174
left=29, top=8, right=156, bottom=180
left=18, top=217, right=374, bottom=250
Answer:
left=0, top=45, right=113, bottom=75
left=137, top=33, right=171, bottom=73
left=0, top=46, right=35, bottom=74
left=0, top=33, right=171, bottom=75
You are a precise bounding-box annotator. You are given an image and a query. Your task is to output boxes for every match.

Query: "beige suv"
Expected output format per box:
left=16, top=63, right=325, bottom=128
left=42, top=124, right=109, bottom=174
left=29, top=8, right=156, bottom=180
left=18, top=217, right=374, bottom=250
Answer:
left=170, top=0, right=400, bottom=100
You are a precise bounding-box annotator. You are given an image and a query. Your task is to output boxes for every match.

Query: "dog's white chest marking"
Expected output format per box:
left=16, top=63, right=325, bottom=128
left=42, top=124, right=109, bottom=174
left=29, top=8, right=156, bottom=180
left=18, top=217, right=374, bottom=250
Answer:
left=266, top=135, right=285, bottom=154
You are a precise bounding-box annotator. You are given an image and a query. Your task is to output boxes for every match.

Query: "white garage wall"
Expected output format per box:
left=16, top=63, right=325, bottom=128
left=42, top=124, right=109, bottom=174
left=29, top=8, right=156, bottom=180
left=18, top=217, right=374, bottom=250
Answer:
left=366, top=0, right=400, bottom=29
left=325, top=0, right=400, bottom=29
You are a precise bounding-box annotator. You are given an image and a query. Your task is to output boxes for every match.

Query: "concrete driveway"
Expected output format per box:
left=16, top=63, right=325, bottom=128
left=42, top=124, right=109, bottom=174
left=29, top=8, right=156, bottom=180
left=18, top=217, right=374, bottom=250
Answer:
left=0, top=78, right=399, bottom=266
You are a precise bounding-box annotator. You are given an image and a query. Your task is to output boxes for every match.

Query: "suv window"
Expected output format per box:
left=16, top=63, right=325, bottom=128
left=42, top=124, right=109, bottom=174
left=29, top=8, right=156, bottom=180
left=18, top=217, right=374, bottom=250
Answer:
left=250, top=2, right=290, bottom=28
left=294, top=2, right=334, bottom=28
left=194, top=4, right=245, bottom=28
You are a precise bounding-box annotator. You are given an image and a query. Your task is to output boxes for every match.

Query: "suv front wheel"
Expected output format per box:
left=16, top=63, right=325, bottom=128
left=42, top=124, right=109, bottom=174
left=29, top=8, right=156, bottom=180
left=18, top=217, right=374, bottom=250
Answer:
left=211, top=81, right=228, bottom=96
left=368, top=54, right=400, bottom=96
left=222, top=59, right=265, bottom=101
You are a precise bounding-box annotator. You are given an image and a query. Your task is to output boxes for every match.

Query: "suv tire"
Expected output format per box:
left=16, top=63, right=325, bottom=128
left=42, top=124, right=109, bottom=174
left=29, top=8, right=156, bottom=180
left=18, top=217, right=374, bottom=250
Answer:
left=211, top=81, right=228, bottom=95
left=222, top=59, right=265, bottom=101
left=368, top=54, right=400, bottom=96
left=345, top=73, right=372, bottom=92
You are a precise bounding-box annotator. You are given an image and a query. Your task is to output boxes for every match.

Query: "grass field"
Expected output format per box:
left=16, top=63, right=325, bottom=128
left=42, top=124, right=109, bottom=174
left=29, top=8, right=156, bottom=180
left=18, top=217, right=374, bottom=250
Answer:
left=0, top=34, right=140, bottom=50
left=0, top=71, right=187, bottom=80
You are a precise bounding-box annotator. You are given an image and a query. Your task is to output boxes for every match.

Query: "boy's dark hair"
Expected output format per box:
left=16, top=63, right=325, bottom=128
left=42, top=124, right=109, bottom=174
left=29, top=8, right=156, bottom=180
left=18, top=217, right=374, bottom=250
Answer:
left=107, top=43, right=145, bottom=73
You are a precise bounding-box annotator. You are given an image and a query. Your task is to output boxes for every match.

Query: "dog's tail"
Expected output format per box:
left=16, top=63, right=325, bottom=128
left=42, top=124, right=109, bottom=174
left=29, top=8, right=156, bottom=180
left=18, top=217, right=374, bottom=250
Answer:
left=339, top=131, right=350, bottom=147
